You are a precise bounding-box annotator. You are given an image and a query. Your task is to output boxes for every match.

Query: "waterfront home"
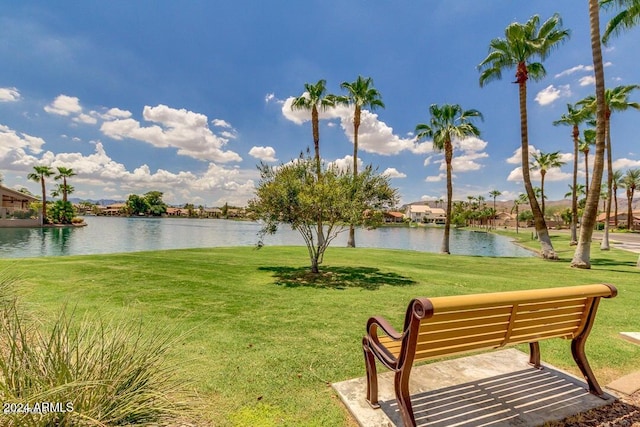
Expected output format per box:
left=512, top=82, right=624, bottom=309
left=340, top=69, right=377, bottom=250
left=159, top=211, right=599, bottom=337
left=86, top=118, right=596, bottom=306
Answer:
left=383, top=211, right=405, bottom=223
left=0, top=184, right=39, bottom=227
left=404, top=204, right=446, bottom=224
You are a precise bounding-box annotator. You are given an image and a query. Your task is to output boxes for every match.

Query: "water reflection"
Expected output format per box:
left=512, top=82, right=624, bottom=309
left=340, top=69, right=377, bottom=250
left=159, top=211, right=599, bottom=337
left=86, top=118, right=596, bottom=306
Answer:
left=0, top=216, right=533, bottom=259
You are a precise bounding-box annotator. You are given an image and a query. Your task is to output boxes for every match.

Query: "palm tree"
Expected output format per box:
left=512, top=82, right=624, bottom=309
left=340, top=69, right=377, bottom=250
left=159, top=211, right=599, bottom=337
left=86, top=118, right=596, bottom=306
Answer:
left=579, top=128, right=596, bottom=194
left=612, top=169, right=624, bottom=227
left=553, top=103, right=591, bottom=245
left=530, top=151, right=566, bottom=220
left=478, top=14, right=569, bottom=260
left=54, top=166, right=76, bottom=203
left=291, top=80, right=337, bottom=246
left=291, top=80, right=336, bottom=177
left=601, top=0, right=640, bottom=44
left=489, top=190, right=502, bottom=229
left=578, top=84, right=640, bottom=249
left=27, top=165, right=54, bottom=224
left=621, top=168, right=640, bottom=230
left=415, top=104, right=483, bottom=254
left=572, top=0, right=608, bottom=269
left=338, top=76, right=385, bottom=248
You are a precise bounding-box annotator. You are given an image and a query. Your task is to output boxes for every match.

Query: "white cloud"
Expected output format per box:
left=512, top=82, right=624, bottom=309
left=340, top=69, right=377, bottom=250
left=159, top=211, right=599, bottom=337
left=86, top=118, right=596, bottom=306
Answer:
left=554, top=65, right=593, bottom=78
left=382, top=167, right=406, bottom=178
left=212, top=119, right=232, bottom=128
left=328, top=155, right=362, bottom=172
left=506, top=146, right=539, bottom=164
left=426, top=174, right=445, bottom=182
left=100, top=104, right=242, bottom=163
left=613, top=158, right=640, bottom=170
left=265, top=93, right=276, bottom=103
left=249, top=146, right=277, bottom=162
left=579, top=76, right=595, bottom=86
left=534, top=85, right=571, bottom=106
left=73, top=113, right=98, bottom=125
left=44, top=94, right=83, bottom=116
left=101, top=107, right=132, bottom=120
left=0, top=87, right=20, bottom=102
left=0, top=125, right=45, bottom=164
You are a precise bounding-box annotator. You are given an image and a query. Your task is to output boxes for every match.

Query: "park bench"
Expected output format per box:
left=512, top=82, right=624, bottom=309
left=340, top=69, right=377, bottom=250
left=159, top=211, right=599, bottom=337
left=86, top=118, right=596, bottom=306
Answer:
left=362, top=283, right=617, bottom=427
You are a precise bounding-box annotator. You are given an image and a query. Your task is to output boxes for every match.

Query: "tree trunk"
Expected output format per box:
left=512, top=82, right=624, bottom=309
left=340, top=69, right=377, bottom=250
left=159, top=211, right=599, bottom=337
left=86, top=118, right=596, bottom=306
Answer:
left=600, top=113, right=613, bottom=250
left=570, top=126, right=579, bottom=245
left=614, top=183, right=619, bottom=227
left=628, top=190, right=633, bottom=230
left=584, top=150, right=590, bottom=195
left=312, top=105, right=325, bottom=247
left=517, top=63, right=557, bottom=259
left=347, top=106, right=361, bottom=248
left=442, top=141, right=453, bottom=254
left=572, top=0, right=606, bottom=269
left=40, top=177, right=47, bottom=224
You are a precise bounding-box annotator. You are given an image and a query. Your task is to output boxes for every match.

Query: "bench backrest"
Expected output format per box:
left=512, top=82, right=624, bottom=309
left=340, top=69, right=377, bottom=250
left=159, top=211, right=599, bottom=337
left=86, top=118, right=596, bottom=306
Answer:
left=379, top=284, right=617, bottom=363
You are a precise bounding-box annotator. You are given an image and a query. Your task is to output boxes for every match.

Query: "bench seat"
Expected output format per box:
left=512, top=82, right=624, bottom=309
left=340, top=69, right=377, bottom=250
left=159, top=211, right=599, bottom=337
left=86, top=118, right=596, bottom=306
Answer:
left=362, top=284, right=617, bottom=427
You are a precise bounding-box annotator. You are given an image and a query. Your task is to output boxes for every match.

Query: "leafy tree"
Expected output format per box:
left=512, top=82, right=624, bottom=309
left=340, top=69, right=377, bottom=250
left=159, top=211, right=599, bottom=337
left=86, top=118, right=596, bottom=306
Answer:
left=49, top=200, right=75, bottom=224
left=620, top=168, right=640, bottom=230
left=601, top=0, right=640, bottom=44
left=578, top=84, right=640, bottom=249
left=530, top=151, right=565, bottom=217
left=478, top=14, right=569, bottom=260
left=337, top=76, right=385, bottom=248
left=126, top=194, right=150, bottom=216
left=249, top=154, right=397, bottom=273
left=144, top=191, right=167, bottom=216
left=553, top=103, right=592, bottom=244
left=54, top=166, right=76, bottom=203
left=291, top=79, right=338, bottom=245
left=27, top=165, right=54, bottom=224
left=572, top=0, right=608, bottom=268
left=415, top=104, right=483, bottom=254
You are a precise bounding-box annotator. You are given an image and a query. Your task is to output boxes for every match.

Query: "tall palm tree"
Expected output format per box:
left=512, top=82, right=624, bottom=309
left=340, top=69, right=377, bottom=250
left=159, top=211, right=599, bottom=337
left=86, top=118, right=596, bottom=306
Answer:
left=579, top=128, right=596, bottom=194
left=415, top=104, right=483, bottom=254
left=621, top=169, right=640, bottom=230
left=578, top=84, right=640, bottom=249
left=489, top=190, right=502, bottom=229
left=553, top=103, right=591, bottom=245
left=530, top=151, right=566, bottom=221
left=612, top=169, right=624, bottom=227
left=601, top=0, right=640, bottom=44
left=28, top=165, right=54, bottom=224
left=478, top=14, right=569, bottom=260
left=291, top=80, right=337, bottom=245
left=338, top=76, right=385, bottom=248
left=54, top=166, right=76, bottom=203
left=291, top=80, right=336, bottom=177
left=572, top=0, right=608, bottom=269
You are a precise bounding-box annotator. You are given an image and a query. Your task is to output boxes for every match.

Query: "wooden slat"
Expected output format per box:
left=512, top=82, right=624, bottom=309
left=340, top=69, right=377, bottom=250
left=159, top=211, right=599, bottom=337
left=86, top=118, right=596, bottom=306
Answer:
left=418, top=322, right=510, bottom=344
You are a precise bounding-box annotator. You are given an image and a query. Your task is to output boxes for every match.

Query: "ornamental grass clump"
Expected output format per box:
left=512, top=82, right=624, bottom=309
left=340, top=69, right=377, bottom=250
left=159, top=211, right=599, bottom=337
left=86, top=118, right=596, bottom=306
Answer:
left=0, top=300, right=191, bottom=426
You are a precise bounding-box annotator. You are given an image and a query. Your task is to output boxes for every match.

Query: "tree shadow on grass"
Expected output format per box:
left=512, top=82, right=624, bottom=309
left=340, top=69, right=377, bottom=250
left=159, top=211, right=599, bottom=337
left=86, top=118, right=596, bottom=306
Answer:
left=258, top=266, right=418, bottom=290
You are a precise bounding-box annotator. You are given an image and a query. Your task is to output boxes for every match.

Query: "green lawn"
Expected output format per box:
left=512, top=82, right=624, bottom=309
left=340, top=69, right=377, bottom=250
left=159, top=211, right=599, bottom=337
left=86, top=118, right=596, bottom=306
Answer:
left=2, top=233, right=639, bottom=426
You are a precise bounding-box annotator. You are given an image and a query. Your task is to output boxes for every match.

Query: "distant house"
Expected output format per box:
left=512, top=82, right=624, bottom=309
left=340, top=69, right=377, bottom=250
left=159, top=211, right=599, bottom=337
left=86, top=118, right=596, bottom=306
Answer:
left=0, top=184, right=39, bottom=227
left=597, top=211, right=640, bottom=230
left=204, top=208, right=223, bottom=218
left=99, top=203, right=127, bottom=216
left=383, top=211, right=405, bottom=223
left=405, top=204, right=446, bottom=224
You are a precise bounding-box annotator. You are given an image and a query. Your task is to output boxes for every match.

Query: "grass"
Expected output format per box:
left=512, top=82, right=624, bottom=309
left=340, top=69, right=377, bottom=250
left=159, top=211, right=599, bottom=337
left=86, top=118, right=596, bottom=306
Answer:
left=1, top=233, right=639, bottom=426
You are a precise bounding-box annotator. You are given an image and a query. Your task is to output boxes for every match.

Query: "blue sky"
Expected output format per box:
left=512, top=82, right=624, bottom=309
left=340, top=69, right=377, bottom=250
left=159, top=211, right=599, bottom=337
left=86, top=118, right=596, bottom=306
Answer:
left=1, top=1, right=638, bottom=207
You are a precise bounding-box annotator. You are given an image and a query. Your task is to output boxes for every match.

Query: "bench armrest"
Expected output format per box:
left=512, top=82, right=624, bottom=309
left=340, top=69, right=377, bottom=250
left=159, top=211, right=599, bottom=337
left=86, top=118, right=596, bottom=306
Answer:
left=366, top=316, right=403, bottom=369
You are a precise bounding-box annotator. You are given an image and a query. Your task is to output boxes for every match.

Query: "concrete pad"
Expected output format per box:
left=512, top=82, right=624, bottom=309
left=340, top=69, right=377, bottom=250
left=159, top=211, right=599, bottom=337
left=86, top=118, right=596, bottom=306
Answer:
left=607, top=371, right=640, bottom=396
left=620, top=332, right=640, bottom=345
left=332, top=349, right=615, bottom=427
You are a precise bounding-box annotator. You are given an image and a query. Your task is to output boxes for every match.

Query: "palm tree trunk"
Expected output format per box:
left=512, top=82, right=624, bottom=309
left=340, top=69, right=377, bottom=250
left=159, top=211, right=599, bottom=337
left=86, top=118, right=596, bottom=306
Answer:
left=600, top=114, right=613, bottom=250
left=614, top=183, right=619, bottom=227
left=584, top=152, right=590, bottom=195
left=347, top=106, right=361, bottom=248
left=517, top=66, right=557, bottom=259
left=571, top=127, right=579, bottom=245
left=311, top=106, right=325, bottom=247
left=40, top=177, right=47, bottom=224
left=627, top=189, right=633, bottom=230
left=442, top=141, right=453, bottom=254
left=572, top=0, right=606, bottom=269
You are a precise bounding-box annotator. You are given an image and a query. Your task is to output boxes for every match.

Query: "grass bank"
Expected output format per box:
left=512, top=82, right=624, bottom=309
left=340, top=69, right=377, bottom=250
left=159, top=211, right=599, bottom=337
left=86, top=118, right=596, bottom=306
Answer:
left=1, top=236, right=639, bottom=426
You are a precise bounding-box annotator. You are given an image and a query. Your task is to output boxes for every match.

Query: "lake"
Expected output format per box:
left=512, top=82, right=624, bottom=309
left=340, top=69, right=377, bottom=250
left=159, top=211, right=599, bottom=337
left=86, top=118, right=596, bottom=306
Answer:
left=0, top=216, right=534, bottom=258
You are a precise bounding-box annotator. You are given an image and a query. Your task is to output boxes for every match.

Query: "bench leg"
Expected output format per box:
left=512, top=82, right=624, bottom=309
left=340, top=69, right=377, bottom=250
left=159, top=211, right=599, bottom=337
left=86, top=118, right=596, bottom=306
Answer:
left=395, top=368, right=417, bottom=427
left=529, top=342, right=541, bottom=368
left=362, top=337, right=380, bottom=408
left=571, top=337, right=608, bottom=399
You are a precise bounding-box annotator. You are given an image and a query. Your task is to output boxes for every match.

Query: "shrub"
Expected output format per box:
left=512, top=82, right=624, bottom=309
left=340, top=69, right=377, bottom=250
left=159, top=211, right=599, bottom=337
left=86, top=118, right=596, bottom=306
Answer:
left=0, top=303, right=192, bottom=426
